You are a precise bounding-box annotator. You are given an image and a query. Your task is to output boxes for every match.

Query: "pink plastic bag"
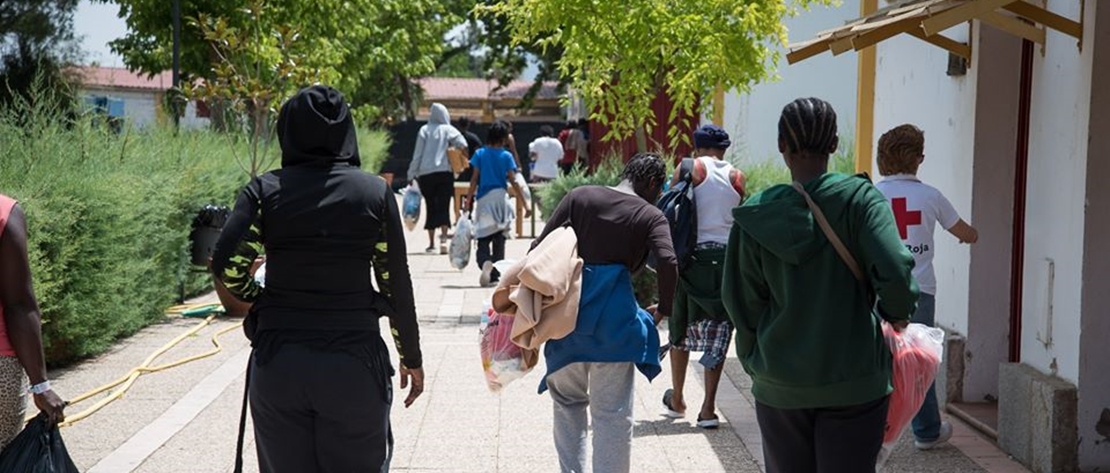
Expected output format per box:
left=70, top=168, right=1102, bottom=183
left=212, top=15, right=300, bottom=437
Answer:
left=479, top=308, right=531, bottom=392
left=882, top=322, right=945, bottom=445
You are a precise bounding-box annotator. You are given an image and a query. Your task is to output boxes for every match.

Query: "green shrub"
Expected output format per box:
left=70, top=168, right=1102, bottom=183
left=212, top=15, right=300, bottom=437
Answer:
left=0, top=102, right=255, bottom=363
left=358, top=128, right=391, bottom=174
left=731, top=138, right=859, bottom=195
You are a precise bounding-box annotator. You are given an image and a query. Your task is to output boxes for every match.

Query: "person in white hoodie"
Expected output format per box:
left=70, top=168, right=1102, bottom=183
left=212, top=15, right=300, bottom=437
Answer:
left=408, top=103, right=468, bottom=253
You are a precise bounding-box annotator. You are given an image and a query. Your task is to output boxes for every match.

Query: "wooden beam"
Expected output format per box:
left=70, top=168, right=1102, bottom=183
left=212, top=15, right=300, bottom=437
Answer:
left=712, top=84, right=724, bottom=126
left=1003, top=1, right=1082, bottom=39
left=830, top=35, right=857, bottom=55
left=786, top=39, right=832, bottom=64
left=908, top=28, right=973, bottom=59
left=851, top=17, right=924, bottom=51
left=855, top=0, right=878, bottom=174
left=922, top=0, right=1022, bottom=35
left=981, top=10, right=1047, bottom=44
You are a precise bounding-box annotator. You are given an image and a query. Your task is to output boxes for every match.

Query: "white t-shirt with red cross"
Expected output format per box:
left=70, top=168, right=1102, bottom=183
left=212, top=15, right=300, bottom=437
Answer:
left=876, top=174, right=961, bottom=295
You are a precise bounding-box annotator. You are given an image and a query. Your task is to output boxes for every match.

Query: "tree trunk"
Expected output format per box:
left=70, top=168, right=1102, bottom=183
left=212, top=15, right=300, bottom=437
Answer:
left=634, top=126, right=648, bottom=153
left=398, top=74, right=415, bottom=120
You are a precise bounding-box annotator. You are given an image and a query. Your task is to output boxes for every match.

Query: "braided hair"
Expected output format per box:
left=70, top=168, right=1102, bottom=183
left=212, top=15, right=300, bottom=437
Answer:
left=621, top=152, right=666, bottom=187
left=778, top=98, right=839, bottom=155
left=487, top=120, right=510, bottom=146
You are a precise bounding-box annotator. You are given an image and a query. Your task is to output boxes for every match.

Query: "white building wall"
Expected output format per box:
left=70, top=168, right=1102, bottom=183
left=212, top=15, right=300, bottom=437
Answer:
left=872, top=27, right=977, bottom=337
left=82, top=87, right=160, bottom=128
left=1019, top=0, right=1094, bottom=384
left=716, top=3, right=859, bottom=161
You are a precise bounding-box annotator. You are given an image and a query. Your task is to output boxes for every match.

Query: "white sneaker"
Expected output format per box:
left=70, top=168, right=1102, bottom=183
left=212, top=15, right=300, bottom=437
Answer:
left=479, top=261, right=494, bottom=287
left=914, top=421, right=953, bottom=450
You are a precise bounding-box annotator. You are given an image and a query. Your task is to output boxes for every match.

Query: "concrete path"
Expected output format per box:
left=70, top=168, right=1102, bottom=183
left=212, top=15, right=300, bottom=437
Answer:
left=40, top=205, right=1028, bottom=472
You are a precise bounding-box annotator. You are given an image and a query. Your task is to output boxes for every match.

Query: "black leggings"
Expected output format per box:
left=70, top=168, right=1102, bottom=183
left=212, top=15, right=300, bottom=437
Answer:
left=250, top=343, right=393, bottom=473
left=756, top=395, right=889, bottom=473
left=418, top=171, right=454, bottom=230
left=477, top=232, right=506, bottom=280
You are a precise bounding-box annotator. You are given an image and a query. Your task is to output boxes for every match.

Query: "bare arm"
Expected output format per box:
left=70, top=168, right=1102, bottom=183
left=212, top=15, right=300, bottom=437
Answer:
left=0, top=205, right=65, bottom=422
left=507, top=134, right=522, bottom=169
left=464, top=166, right=480, bottom=212
left=947, top=219, right=979, bottom=244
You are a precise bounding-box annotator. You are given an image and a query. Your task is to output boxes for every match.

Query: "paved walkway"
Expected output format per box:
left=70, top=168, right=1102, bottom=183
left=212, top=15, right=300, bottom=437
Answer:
left=41, top=207, right=1029, bottom=472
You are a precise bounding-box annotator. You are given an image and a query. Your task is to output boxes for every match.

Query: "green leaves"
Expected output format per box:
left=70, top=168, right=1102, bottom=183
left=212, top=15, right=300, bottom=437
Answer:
left=480, top=0, right=831, bottom=146
left=102, top=0, right=472, bottom=124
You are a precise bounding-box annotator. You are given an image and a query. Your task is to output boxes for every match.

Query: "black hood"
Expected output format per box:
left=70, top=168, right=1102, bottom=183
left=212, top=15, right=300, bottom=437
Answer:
left=277, top=85, right=360, bottom=168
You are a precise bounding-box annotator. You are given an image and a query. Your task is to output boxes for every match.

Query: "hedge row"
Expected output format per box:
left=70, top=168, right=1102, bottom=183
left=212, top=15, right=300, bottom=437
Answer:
left=0, top=105, right=245, bottom=363
left=0, top=96, right=391, bottom=364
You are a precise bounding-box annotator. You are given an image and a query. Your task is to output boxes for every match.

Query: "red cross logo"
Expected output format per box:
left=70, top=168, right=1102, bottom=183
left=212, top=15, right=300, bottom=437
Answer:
left=891, top=197, right=922, bottom=240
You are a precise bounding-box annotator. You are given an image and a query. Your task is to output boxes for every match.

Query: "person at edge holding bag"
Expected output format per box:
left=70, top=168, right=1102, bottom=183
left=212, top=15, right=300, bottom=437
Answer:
left=661, top=124, right=746, bottom=430
left=0, top=194, right=67, bottom=452
left=212, top=86, right=423, bottom=473
left=875, top=124, right=978, bottom=450
left=722, top=97, right=918, bottom=473
left=409, top=102, right=467, bottom=254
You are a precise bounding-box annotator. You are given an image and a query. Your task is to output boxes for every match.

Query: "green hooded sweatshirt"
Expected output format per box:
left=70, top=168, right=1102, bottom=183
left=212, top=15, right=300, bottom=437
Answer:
left=722, top=173, right=918, bottom=409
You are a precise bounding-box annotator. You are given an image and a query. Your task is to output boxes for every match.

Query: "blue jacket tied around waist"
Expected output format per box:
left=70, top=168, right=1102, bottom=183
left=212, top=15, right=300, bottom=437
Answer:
left=539, top=264, right=662, bottom=393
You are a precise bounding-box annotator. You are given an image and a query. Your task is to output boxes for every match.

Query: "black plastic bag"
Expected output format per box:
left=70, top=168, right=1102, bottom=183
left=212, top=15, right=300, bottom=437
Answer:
left=0, top=413, right=79, bottom=473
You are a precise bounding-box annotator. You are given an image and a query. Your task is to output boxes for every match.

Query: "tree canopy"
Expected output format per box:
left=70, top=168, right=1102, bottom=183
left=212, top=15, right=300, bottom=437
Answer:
left=99, top=0, right=467, bottom=123
left=480, top=0, right=829, bottom=143
left=0, top=0, right=80, bottom=105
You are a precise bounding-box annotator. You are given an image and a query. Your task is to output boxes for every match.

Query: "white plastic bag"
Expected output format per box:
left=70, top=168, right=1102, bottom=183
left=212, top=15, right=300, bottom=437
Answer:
left=513, top=173, right=532, bottom=208
left=402, top=181, right=421, bottom=231
left=449, top=213, right=474, bottom=270
left=877, top=322, right=945, bottom=467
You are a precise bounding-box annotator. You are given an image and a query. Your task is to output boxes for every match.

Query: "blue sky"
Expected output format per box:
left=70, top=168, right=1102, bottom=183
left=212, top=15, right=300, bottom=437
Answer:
left=74, top=0, right=126, bottom=66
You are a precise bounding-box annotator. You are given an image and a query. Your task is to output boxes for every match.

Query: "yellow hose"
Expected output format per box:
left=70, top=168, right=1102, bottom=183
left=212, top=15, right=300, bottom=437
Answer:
left=27, top=311, right=244, bottom=427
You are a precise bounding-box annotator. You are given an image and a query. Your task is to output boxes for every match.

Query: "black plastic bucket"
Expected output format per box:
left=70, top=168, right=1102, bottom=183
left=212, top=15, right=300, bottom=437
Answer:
left=189, top=205, right=230, bottom=266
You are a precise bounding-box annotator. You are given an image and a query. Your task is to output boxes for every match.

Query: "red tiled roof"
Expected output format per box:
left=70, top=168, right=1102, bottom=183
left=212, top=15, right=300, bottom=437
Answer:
left=73, top=66, right=173, bottom=91
left=419, top=77, right=561, bottom=101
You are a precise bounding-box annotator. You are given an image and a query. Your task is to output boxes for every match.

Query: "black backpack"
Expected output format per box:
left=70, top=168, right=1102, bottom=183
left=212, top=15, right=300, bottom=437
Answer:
left=653, top=158, right=698, bottom=270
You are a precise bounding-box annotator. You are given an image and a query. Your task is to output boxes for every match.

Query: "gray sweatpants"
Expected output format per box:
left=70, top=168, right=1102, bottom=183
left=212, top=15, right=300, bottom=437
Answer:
left=250, top=343, right=392, bottom=473
left=546, top=362, right=635, bottom=473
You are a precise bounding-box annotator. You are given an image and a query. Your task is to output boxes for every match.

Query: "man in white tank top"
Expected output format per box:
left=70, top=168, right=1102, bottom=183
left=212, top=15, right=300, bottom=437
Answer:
left=662, top=124, right=746, bottom=429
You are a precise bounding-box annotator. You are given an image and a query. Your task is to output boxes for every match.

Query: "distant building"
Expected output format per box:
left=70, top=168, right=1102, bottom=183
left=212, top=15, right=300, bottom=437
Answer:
left=72, top=66, right=209, bottom=129
left=417, top=77, right=563, bottom=122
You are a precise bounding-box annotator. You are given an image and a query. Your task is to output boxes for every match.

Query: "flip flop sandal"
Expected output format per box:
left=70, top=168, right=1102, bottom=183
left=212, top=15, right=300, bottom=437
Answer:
left=662, top=389, right=685, bottom=419
left=696, top=415, right=720, bottom=429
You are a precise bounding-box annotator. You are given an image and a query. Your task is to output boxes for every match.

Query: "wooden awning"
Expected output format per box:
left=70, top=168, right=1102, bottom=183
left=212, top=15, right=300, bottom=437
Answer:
left=786, top=0, right=1084, bottom=64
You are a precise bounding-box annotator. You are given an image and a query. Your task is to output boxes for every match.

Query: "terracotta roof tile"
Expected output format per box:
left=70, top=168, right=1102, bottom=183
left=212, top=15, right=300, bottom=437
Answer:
left=74, top=66, right=173, bottom=91
left=419, top=77, right=561, bottom=101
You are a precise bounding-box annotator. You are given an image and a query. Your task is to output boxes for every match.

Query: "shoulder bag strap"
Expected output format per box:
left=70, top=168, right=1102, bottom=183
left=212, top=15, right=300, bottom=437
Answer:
left=791, top=181, right=865, bottom=282
left=233, top=358, right=251, bottom=473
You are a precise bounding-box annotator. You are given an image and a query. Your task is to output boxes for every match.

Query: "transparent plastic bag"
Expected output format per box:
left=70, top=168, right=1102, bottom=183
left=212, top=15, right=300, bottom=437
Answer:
left=479, top=305, right=531, bottom=392
left=883, top=322, right=944, bottom=445
left=402, top=181, right=421, bottom=231
left=449, top=214, right=474, bottom=270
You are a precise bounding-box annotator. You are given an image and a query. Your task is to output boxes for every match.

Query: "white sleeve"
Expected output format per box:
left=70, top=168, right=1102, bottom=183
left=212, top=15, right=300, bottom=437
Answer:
left=934, top=190, right=962, bottom=230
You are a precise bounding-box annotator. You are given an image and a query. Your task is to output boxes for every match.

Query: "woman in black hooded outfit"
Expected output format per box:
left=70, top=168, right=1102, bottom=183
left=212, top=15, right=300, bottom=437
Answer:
left=212, top=85, right=424, bottom=473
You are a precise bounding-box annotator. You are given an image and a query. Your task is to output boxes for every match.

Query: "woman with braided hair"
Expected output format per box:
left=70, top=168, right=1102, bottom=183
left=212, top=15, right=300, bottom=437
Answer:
left=531, top=152, right=677, bottom=473
left=722, top=97, right=918, bottom=472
